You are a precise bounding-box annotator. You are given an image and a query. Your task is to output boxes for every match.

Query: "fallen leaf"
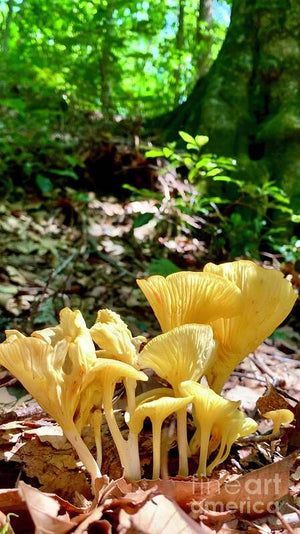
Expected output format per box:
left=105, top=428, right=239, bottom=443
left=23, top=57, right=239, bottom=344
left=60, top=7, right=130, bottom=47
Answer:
left=117, top=494, right=207, bottom=534
left=256, top=384, right=293, bottom=415
left=18, top=481, right=77, bottom=534
left=203, top=452, right=297, bottom=516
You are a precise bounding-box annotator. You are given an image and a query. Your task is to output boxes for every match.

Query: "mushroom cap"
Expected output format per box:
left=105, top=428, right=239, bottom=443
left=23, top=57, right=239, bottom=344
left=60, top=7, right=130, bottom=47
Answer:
left=135, top=387, right=174, bottom=406
left=139, top=324, right=217, bottom=391
left=137, top=271, right=242, bottom=332
left=0, top=335, right=79, bottom=429
left=128, top=396, right=193, bottom=434
left=178, top=380, right=240, bottom=423
left=33, top=307, right=96, bottom=369
left=82, top=358, right=148, bottom=389
left=91, top=309, right=146, bottom=367
left=203, top=261, right=297, bottom=392
left=263, top=409, right=294, bottom=431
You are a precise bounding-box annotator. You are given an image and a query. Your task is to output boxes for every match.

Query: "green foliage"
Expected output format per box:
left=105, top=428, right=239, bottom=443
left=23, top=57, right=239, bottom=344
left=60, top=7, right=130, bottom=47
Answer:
left=0, top=0, right=229, bottom=195
left=144, top=132, right=300, bottom=261
left=147, top=258, right=180, bottom=276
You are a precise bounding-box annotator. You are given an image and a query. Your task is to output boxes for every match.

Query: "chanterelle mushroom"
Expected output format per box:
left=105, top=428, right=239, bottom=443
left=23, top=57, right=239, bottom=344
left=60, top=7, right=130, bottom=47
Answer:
left=0, top=309, right=100, bottom=486
left=128, top=396, right=193, bottom=479
left=203, top=260, right=297, bottom=392
left=263, top=409, right=294, bottom=438
left=137, top=271, right=242, bottom=332
left=139, top=323, right=217, bottom=475
left=178, top=380, right=253, bottom=476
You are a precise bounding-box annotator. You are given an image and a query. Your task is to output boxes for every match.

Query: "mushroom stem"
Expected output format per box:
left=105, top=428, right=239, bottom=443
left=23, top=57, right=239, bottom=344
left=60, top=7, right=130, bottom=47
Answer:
left=64, top=423, right=101, bottom=488
left=92, top=410, right=103, bottom=469
left=125, top=378, right=137, bottom=416
left=206, top=436, right=227, bottom=475
left=103, top=382, right=141, bottom=480
left=197, top=427, right=211, bottom=477
left=176, top=407, right=189, bottom=476
left=152, top=420, right=162, bottom=479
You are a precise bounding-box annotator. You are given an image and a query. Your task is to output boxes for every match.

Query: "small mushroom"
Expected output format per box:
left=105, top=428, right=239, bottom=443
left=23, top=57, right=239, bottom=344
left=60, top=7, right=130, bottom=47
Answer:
left=206, top=412, right=257, bottom=474
left=128, top=396, right=193, bottom=479
left=203, top=261, right=297, bottom=392
left=90, top=309, right=147, bottom=418
left=137, top=271, right=241, bottom=332
left=139, top=324, right=217, bottom=475
left=263, top=409, right=294, bottom=438
left=81, top=358, right=148, bottom=480
left=178, top=380, right=242, bottom=476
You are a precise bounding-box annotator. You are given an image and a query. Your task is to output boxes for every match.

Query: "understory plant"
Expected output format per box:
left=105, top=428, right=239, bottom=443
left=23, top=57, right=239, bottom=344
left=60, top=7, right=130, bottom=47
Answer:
left=0, top=260, right=296, bottom=490
left=143, top=132, right=300, bottom=261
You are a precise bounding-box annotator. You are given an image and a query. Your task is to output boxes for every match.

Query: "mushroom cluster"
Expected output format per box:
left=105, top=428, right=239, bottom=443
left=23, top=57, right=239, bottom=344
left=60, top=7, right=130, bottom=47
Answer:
left=0, top=260, right=296, bottom=487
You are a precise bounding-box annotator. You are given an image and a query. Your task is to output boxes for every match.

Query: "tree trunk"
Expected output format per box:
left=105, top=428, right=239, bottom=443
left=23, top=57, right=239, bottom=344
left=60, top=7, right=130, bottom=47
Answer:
left=173, top=0, right=185, bottom=106
left=161, top=0, right=300, bottom=209
left=195, top=0, right=213, bottom=77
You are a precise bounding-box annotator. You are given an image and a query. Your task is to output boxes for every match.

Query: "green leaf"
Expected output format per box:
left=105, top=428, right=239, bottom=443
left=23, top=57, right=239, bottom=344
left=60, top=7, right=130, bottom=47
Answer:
left=147, top=258, right=180, bottom=276
left=206, top=167, right=222, bottom=177
left=35, top=174, right=53, bottom=194
left=179, top=131, right=196, bottom=144
left=132, top=212, right=155, bottom=228
left=195, top=135, right=209, bottom=147
left=50, top=168, right=78, bottom=180
left=162, top=147, right=173, bottom=158
left=145, top=149, right=164, bottom=157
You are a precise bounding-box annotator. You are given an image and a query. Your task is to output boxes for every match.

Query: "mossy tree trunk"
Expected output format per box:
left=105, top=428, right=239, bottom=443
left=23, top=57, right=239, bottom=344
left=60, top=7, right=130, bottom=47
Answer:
left=161, top=0, right=300, bottom=209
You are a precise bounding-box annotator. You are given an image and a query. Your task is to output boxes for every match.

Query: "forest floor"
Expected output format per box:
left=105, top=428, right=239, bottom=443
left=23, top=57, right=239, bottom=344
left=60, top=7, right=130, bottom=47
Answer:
left=0, top=165, right=299, bottom=533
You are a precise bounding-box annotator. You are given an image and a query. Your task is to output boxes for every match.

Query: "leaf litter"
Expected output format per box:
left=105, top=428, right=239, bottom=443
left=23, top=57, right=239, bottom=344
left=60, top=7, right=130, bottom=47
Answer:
left=0, top=193, right=299, bottom=532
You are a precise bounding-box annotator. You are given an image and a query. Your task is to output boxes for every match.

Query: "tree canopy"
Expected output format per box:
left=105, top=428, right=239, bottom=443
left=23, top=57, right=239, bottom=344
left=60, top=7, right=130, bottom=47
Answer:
left=0, top=0, right=229, bottom=117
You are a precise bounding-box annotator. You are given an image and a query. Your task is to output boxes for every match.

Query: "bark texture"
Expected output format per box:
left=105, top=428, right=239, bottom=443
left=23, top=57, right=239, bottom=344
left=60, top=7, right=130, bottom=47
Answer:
left=162, top=0, right=300, bottom=209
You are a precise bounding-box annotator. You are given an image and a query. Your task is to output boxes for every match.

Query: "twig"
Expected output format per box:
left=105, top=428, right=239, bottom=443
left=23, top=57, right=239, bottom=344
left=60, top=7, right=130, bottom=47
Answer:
left=250, top=353, right=275, bottom=379
left=88, top=238, right=136, bottom=278
left=231, top=371, right=266, bottom=384
left=275, top=509, right=296, bottom=534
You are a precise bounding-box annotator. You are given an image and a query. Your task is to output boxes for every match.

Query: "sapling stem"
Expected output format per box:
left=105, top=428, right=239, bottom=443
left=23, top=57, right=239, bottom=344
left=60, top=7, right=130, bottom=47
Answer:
left=64, top=423, right=101, bottom=488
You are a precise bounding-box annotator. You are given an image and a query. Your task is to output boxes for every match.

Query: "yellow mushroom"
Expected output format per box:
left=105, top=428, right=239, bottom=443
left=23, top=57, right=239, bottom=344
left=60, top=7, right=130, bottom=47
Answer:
left=139, top=324, right=217, bottom=391
left=139, top=324, right=217, bottom=475
left=80, top=358, right=148, bottom=480
left=90, top=309, right=146, bottom=368
left=137, top=271, right=242, bottom=332
left=178, top=380, right=242, bottom=476
left=33, top=307, right=96, bottom=369
left=0, top=327, right=100, bottom=486
left=206, top=412, right=257, bottom=474
left=263, top=409, right=294, bottom=437
left=90, top=309, right=148, bottom=426
left=128, top=396, right=193, bottom=479
left=203, top=261, right=297, bottom=392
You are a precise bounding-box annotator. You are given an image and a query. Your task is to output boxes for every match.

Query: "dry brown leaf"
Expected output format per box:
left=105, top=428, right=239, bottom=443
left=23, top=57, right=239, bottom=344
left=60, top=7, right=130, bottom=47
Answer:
left=72, top=507, right=111, bottom=533
left=203, top=452, right=298, bottom=516
left=18, top=481, right=77, bottom=534
left=256, top=383, right=293, bottom=415
left=136, top=477, right=220, bottom=512
left=117, top=494, right=209, bottom=534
